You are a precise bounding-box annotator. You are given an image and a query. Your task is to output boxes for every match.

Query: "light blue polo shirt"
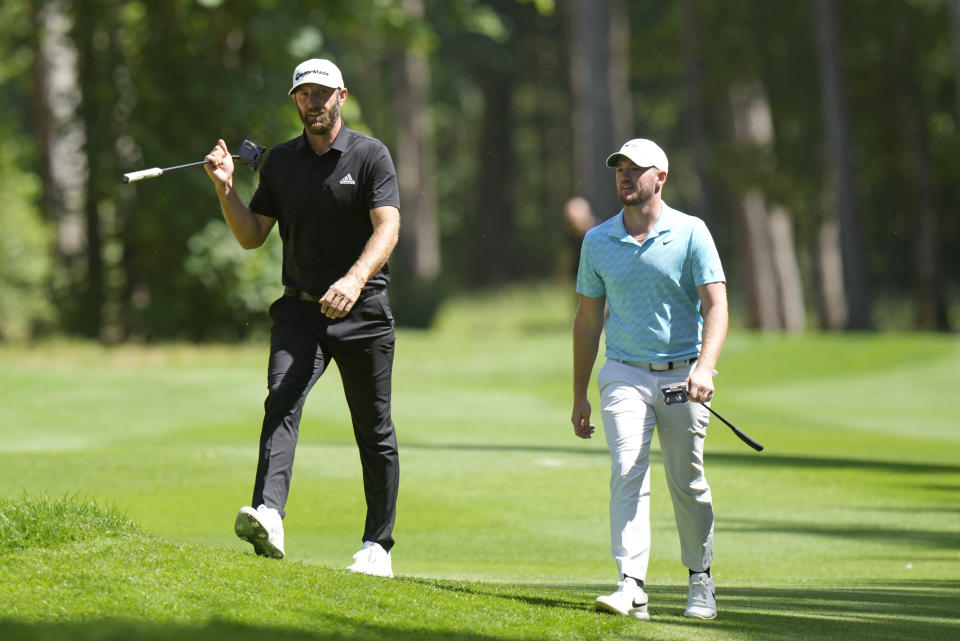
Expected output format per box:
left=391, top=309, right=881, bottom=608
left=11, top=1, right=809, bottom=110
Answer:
left=576, top=202, right=725, bottom=363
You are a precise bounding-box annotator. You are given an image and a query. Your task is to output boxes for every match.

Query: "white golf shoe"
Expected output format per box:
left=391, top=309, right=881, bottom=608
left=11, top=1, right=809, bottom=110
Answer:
left=594, top=577, right=650, bottom=620
left=346, top=541, right=393, bottom=578
left=234, top=504, right=285, bottom=559
left=684, top=572, right=717, bottom=619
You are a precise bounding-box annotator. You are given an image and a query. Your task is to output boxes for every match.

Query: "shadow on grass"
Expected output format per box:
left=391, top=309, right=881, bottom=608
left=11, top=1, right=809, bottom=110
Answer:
left=405, top=578, right=960, bottom=641
left=705, top=452, right=960, bottom=475
left=659, top=580, right=960, bottom=641
left=0, top=617, right=509, bottom=641
left=3, top=580, right=958, bottom=641
left=723, top=517, right=960, bottom=550
left=406, top=442, right=960, bottom=477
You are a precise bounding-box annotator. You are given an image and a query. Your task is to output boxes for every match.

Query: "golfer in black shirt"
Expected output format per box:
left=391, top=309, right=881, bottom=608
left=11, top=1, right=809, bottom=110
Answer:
left=204, top=58, right=401, bottom=577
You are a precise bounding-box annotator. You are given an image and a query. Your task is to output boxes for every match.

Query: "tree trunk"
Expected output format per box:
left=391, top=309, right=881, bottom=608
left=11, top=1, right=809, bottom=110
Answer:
left=29, top=0, right=54, bottom=224
left=75, top=2, right=109, bottom=338
left=728, top=80, right=805, bottom=332
left=609, top=0, right=632, bottom=145
left=471, top=68, right=518, bottom=285
left=768, top=205, right=806, bottom=332
left=678, top=0, right=714, bottom=226
left=812, top=0, right=871, bottom=330
left=889, top=3, right=948, bottom=331
left=31, top=0, right=86, bottom=242
left=566, top=0, right=619, bottom=220
left=740, top=190, right=782, bottom=330
left=816, top=219, right=847, bottom=329
left=391, top=0, right=441, bottom=285
left=951, top=0, right=960, bottom=119
left=32, top=0, right=91, bottom=333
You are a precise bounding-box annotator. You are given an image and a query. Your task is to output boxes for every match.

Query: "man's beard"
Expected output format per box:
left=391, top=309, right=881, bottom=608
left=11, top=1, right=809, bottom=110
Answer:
left=300, top=99, right=340, bottom=136
left=618, top=187, right=647, bottom=207
left=618, top=181, right=659, bottom=206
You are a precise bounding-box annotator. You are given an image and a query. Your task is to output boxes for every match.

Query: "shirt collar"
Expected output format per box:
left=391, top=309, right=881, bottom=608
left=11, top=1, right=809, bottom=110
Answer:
left=607, top=202, right=674, bottom=244
left=296, top=122, right=350, bottom=157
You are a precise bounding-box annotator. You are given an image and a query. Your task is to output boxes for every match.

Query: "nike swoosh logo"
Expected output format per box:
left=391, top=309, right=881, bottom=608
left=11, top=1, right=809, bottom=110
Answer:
left=662, top=237, right=675, bottom=245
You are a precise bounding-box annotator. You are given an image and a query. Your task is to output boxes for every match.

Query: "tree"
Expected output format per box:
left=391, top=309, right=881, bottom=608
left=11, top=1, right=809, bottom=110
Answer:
left=677, top=0, right=715, bottom=227
left=886, top=2, right=949, bottom=331
left=952, top=0, right=960, bottom=119
left=812, top=0, right=871, bottom=330
left=728, top=80, right=805, bottom=332
left=31, top=0, right=91, bottom=333
left=389, top=0, right=443, bottom=325
left=564, top=0, right=620, bottom=221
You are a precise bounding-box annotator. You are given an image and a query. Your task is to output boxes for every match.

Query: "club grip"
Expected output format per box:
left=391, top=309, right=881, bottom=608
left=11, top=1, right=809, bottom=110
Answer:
left=729, top=424, right=765, bottom=452
left=121, top=167, right=164, bottom=183
left=704, top=404, right=764, bottom=452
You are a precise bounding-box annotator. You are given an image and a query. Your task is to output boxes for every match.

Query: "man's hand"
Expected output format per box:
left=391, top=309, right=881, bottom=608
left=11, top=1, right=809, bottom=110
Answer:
left=204, top=139, right=235, bottom=189
left=571, top=396, right=596, bottom=439
left=319, top=273, right=364, bottom=319
left=685, top=364, right=715, bottom=403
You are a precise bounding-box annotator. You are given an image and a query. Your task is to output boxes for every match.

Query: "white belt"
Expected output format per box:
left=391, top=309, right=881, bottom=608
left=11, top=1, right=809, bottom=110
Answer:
left=615, top=357, right=696, bottom=372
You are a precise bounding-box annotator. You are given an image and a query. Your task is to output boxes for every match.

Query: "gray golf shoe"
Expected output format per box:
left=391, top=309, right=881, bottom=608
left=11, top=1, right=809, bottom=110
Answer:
left=684, top=572, right=716, bottom=619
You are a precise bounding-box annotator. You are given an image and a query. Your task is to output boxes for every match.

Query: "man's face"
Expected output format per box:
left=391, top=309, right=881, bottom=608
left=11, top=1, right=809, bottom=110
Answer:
left=615, top=157, right=664, bottom=206
left=292, top=83, right=343, bottom=136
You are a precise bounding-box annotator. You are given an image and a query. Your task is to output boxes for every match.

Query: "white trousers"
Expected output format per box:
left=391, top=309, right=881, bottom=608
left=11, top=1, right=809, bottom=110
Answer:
left=598, top=358, right=714, bottom=581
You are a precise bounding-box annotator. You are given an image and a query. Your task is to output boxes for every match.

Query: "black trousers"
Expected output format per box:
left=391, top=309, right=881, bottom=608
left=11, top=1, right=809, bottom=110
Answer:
left=251, top=290, right=399, bottom=551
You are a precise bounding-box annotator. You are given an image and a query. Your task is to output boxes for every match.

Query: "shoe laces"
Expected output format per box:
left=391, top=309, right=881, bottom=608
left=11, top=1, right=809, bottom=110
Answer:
left=690, top=573, right=711, bottom=588
left=256, top=505, right=283, bottom=536
left=689, top=574, right=713, bottom=602
left=615, top=578, right=644, bottom=603
left=616, top=578, right=633, bottom=592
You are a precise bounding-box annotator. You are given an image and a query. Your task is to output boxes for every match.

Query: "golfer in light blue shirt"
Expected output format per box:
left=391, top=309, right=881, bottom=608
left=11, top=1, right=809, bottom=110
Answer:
left=572, top=138, right=728, bottom=621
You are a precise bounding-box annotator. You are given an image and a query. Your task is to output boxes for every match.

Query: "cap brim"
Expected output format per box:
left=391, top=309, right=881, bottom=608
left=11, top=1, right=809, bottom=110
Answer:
left=605, top=152, right=666, bottom=172
left=605, top=152, right=626, bottom=167
left=288, top=80, right=341, bottom=95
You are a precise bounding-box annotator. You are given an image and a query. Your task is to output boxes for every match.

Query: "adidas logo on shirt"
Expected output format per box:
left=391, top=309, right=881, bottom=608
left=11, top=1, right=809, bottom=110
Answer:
left=339, top=173, right=356, bottom=185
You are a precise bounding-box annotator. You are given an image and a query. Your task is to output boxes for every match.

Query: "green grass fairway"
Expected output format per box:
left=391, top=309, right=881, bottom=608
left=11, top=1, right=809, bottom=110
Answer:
left=1, top=284, right=958, bottom=640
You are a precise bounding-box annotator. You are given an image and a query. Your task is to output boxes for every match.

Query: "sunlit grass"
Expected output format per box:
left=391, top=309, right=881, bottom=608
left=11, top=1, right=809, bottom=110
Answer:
left=0, top=283, right=958, bottom=640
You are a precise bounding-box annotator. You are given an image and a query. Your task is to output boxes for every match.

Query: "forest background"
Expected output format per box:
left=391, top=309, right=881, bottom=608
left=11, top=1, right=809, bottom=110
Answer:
left=2, top=0, right=959, bottom=341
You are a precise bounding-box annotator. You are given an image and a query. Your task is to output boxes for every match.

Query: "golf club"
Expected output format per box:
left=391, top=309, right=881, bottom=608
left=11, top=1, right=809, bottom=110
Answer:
left=121, top=139, right=265, bottom=184
left=662, top=383, right=765, bottom=452
left=701, top=403, right=764, bottom=452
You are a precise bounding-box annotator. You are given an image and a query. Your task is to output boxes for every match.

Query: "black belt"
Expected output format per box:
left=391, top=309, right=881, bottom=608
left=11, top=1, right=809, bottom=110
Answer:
left=283, top=286, right=383, bottom=304
left=616, top=357, right=696, bottom=372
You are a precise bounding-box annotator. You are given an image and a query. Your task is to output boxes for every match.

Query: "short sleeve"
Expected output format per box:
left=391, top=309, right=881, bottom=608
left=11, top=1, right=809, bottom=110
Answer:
left=576, top=232, right=606, bottom=298
left=365, top=144, right=401, bottom=211
left=248, top=149, right=280, bottom=218
left=690, top=219, right=725, bottom=286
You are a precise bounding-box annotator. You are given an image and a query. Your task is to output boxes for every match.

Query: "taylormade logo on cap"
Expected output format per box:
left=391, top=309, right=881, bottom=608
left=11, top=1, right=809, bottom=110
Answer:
left=605, top=139, right=669, bottom=172
left=289, top=58, right=344, bottom=95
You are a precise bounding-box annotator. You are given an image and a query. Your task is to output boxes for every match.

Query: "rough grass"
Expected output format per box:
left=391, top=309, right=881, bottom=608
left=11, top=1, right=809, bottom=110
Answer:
left=0, top=495, right=140, bottom=552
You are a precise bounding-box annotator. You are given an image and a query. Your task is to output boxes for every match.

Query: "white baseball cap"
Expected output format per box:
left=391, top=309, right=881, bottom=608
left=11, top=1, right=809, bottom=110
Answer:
left=289, top=58, right=344, bottom=95
left=605, top=138, right=669, bottom=172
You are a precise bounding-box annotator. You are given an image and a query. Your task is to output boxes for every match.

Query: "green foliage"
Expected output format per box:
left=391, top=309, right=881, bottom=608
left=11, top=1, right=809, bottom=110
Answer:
left=1, top=0, right=957, bottom=338
left=183, top=220, right=283, bottom=339
left=0, top=2, right=53, bottom=339
left=0, top=165, right=54, bottom=339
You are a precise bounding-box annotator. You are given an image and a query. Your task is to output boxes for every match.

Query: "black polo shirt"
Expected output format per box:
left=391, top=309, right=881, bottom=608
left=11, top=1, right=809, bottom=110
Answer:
left=249, top=125, right=401, bottom=296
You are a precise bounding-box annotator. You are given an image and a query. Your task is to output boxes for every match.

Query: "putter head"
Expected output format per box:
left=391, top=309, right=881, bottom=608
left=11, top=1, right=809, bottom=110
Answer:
left=237, top=139, right=266, bottom=171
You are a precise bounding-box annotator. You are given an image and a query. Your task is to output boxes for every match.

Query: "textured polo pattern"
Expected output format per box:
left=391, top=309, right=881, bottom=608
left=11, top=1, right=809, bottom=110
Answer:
left=576, top=203, right=725, bottom=362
